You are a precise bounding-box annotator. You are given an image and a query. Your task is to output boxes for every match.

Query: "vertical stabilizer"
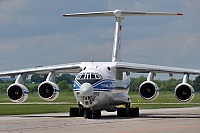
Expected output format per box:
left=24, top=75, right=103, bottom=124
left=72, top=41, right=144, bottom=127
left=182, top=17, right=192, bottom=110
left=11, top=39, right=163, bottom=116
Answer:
left=112, top=17, right=122, bottom=62
left=63, top=10, right=183, bottom=62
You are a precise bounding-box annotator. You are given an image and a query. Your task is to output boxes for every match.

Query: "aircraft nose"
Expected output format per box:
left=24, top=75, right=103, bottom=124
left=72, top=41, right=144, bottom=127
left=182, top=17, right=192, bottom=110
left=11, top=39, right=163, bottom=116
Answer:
left=80, top=83, right=94, bottom=96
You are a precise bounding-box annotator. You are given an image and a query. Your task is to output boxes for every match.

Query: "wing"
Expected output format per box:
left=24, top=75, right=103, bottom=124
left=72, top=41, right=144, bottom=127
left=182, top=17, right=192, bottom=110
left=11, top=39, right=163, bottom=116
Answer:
left=0, top=62, right=82, bottom=77
left=116, top=62, right=200, bottom=75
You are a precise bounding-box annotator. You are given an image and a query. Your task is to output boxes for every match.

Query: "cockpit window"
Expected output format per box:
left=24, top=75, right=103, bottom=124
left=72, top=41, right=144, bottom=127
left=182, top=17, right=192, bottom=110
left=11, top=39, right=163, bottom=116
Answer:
left=91, top=74, right=95, bottom=79
left=76, top=72, right=102, bottom=80
left=76, top=72, right=102, bottom=84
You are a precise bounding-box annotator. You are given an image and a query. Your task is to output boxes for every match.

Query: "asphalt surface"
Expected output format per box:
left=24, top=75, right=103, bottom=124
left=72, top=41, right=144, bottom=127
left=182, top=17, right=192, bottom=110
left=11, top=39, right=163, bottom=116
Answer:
left=0, top=107, right=199, bottom=133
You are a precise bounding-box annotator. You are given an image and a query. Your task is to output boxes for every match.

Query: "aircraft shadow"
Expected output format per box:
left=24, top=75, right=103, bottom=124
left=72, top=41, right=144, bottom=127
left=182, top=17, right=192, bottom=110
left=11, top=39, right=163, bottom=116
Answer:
left=17, top=113, right=199, bottom=119
left=139, top=113, right=200, bottom=119
left=19, top=115, right=71, bottom=119
left=99, top=112, right=200, bottom=119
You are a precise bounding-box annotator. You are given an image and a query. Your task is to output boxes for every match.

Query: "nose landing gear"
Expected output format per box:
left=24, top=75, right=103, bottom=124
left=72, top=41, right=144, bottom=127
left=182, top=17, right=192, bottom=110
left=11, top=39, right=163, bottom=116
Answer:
left=69, top=104, right=101, bottom=119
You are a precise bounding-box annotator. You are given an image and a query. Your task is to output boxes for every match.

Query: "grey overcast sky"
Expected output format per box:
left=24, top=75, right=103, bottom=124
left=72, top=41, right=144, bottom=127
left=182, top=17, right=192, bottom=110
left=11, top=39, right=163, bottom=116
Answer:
left=0, top=0, right=199, bottom=79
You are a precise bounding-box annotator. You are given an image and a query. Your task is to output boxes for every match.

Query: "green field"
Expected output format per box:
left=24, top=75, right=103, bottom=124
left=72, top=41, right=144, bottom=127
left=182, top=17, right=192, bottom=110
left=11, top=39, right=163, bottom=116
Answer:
left=0, top=91, right=199, bottom=116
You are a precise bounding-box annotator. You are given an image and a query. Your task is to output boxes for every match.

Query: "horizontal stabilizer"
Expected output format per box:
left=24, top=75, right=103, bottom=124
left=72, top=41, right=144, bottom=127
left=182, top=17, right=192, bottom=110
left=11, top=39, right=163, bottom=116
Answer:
left=63, top=10, right=183, bottom=18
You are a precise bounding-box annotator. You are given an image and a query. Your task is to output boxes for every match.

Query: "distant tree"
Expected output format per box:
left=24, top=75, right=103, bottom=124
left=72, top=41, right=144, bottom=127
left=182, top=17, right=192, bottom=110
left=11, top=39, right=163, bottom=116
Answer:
left=130, top=75, right=146, bottom=92
left=164, top=78, right=179, bottom=91
left=194, top=76, right=200, bottom=92
left=56, top=74, right=75, bottom=84
left=58, top=80, right=70, bottom=91
left=31, top=74, right=47, bottom=83
left=31, top=73, right=75, bottom=84
left=0, top=83, right=9, bottom=93
left=29, top=84, right=38, bottom=93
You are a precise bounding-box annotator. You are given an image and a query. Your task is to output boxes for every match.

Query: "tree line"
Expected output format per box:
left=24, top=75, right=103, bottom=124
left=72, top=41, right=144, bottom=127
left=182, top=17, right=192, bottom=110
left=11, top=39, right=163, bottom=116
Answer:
left=0, top=74, right=200, bottom=93
left=130, top=75, right=200, bottom=92
left=0, top=74, right=75, bottom=93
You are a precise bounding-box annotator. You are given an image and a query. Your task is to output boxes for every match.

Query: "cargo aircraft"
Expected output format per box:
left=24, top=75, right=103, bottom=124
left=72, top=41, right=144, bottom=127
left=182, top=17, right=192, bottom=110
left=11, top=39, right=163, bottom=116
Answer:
left=0, top=10, right=199, bottom=119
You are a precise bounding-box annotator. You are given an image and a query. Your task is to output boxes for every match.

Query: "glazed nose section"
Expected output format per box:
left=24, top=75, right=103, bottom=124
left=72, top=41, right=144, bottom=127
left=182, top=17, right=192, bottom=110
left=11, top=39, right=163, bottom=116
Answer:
left=80, top=83, right=94, bottom=96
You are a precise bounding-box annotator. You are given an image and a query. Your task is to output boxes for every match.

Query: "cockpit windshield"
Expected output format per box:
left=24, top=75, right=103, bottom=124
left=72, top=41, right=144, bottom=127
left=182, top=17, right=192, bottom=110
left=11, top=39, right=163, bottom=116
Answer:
left=76, top=72, right=103, bottom=84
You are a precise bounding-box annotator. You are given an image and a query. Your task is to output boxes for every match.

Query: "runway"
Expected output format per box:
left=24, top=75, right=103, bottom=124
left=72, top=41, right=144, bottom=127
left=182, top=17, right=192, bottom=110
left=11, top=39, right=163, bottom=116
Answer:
left=0, top=107, right=199, bottom=133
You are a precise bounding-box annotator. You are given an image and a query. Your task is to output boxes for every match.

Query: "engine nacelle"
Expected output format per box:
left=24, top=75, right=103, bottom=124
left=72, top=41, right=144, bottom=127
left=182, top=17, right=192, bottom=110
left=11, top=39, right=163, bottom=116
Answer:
left=7, top=83, right=29, bottom=103
left=38, top=81, right=59, bottom=101
left=174, top=83, right=194, bottom=102
left=139, top=81, right=159, bottom=100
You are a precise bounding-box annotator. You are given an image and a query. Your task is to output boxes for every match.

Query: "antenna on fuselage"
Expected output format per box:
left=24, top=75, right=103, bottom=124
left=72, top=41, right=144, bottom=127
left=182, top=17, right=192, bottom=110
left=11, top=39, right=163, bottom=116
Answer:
left=63, top=10, right=183, bottom=62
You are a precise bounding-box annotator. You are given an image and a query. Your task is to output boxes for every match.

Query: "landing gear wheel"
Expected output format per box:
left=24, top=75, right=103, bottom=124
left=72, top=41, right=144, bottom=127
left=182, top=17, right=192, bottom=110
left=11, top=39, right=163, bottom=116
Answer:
left=84, top=109, right=92, bottom=119
left=129, top=107, right=139, bottom=117
left=135, top=107, right=139, bottom=117
left=93, top=110, right=101, bottom=119
left=117, top=108, right=127, bottom=117
left=69, top=107, right=79, bottom=117
left=117, top=103, right=139, bottom=118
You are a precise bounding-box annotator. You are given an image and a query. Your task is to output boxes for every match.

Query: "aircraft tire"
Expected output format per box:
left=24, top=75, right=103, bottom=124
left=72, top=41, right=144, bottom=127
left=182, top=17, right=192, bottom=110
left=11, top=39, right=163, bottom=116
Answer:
left=128, top=108, right=134, bottom=117
left=84, top=109, right=92, bottom=119
left=93, top=110, right=101, bottom=119
left=135, top=107, right=139, bottom=117
left=129, top=107, right=139, bottom=117
left=117, top=108, right=127, bottom=117
left=69, top=107, right=79, bottom=117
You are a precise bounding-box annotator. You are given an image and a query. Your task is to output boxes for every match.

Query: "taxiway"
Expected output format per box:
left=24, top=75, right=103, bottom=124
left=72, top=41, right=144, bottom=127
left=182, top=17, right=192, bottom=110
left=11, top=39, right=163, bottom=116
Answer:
left=0, top=107, right=199, bottom=133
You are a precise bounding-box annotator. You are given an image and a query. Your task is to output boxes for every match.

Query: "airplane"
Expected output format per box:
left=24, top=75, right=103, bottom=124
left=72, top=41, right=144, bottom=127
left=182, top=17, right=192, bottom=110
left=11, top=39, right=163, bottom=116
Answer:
left=0, top=10, right=199, bottom=119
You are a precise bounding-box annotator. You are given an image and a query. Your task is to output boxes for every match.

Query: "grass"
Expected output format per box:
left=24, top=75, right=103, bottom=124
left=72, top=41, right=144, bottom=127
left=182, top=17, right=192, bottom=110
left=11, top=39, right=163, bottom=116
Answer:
left=0, top=104, right=76, bottom=116
left=129, top=91, right=200, bottom=109
left=0, top=91, right=76, bottom=103
left=129, top=91, right=200, bottom=103
left=0, top=91, right=199, bottom=116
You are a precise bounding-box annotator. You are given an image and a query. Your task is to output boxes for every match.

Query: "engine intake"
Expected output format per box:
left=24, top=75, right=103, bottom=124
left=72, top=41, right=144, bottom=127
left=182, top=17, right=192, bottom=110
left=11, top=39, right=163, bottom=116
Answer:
left=38, top=81, right=59, bottom=101
left=175, top=83, right=194, bottom=102
left=139, top=81, right=159, bottom=100
left=7, top=83, right=29, bottom=103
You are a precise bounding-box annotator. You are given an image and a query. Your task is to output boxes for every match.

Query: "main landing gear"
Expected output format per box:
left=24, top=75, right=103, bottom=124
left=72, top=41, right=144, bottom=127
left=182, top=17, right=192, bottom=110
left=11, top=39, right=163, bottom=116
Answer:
left=69, top=103, right=139, bottom=119
left=117, top=103, right=139, bottom=117
left=83, top=109, right=101, bottom=119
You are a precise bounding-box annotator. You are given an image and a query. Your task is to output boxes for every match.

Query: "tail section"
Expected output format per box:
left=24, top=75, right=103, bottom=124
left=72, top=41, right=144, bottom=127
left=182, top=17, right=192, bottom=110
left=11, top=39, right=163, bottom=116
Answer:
left=63, top=10, right=183, bottom=62
left=63, top=10, right=182, bottom=17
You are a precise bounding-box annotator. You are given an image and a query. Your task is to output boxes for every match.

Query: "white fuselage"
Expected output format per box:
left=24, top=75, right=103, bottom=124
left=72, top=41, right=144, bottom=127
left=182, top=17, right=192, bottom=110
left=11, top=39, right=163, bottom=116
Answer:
left=73, top=62, right=131, bottom=111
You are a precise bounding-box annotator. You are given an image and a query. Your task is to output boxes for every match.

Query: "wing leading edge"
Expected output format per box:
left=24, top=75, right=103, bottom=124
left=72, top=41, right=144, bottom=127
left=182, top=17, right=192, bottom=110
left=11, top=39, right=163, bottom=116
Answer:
left=0, top=62, right=82, bottom=77
left=116, top=62, right=200, bottom=75
left=1, top=62, right=200, bottom=77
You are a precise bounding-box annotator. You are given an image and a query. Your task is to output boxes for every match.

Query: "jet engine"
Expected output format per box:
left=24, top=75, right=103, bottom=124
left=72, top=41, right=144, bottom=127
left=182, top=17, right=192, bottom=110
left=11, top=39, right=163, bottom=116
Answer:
left=175, top=83, right=194, bottom=102
left=7, top=83, right=29, bottom=103
left=38, top=81, right=59, bottom=101
left=139, top=81, right=159, bottom=100
left=174, top=74, right=194, bottom=102
left=139, top=72, right=159, bottom=100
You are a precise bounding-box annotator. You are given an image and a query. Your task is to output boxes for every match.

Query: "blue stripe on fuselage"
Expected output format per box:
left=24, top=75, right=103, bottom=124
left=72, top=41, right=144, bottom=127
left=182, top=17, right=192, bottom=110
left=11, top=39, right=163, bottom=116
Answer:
left=73, top=79, right=130, bottom=92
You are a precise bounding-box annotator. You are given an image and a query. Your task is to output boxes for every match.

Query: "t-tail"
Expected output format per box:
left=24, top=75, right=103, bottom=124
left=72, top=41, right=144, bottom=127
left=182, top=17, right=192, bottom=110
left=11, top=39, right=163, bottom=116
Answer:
left=63, top=10, right=183, bottom=62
